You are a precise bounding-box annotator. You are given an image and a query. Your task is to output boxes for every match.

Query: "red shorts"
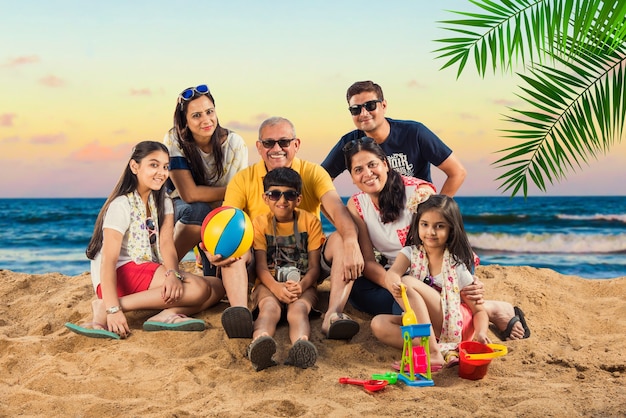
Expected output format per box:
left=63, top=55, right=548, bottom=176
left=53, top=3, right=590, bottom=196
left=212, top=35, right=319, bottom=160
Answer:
left=96, top=261, right=159, bottom=298
left=460, top=302, right=475, bottom=341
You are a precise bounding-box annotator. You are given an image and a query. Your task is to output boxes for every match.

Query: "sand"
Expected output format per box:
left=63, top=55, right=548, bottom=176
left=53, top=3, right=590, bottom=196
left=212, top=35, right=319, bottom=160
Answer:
left=1, top=264, right=625, bottom=417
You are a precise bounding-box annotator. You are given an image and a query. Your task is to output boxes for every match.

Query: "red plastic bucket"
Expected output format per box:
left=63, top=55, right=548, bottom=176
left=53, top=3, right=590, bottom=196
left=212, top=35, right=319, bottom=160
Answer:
left=458, top=341, right=507, bottom=380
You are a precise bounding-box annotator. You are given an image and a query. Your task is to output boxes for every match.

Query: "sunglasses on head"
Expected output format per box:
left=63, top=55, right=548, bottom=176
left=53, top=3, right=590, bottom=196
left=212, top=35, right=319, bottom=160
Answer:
left=145, top=217, right=157, bottom=245
left=348, top=99, right=381, bottom=116
left=258, top=138, right=296, bottom=149
left=342, top=136, right=375, bottom=152
left=178, top=84, right=210, bottom=102
left=264, top=190, right=300, bottom=201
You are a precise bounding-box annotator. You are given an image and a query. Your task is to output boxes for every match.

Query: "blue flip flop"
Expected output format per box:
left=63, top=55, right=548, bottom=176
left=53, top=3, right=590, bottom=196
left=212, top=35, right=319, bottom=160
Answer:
left=143, top=314, right=206, bottom=332
left=65, top=322, right=120, bottom=340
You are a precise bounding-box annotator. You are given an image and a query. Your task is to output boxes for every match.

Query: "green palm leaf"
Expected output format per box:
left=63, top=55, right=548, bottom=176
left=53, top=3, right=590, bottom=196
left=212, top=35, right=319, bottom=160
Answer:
left=493, top=41, right=626, bottom=194
left=435, top=0, right=626, bottom=77
left=434, top=1, right=626, bottom=196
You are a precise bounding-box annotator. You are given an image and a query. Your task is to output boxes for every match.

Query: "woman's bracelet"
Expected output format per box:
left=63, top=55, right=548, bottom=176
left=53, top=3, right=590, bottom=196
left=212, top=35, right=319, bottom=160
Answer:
left=165, top=269, right=185, bottom=282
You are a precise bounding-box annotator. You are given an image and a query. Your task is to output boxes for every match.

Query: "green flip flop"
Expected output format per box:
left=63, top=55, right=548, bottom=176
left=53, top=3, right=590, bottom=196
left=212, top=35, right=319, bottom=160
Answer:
left=143, top=314, right=206, bottom=332
left=65, top=322, right=121, bottom=340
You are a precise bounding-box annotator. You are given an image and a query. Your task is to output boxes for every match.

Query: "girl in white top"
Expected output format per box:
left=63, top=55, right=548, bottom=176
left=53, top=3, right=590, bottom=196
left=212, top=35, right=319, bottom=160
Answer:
left=65, top=141, right=225, bottom=340
left=373, top=194, right=490, bottom=368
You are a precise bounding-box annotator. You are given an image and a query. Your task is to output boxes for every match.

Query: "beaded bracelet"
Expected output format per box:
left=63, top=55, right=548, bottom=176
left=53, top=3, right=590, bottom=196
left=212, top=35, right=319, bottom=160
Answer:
left=165, top=269, right=185, bottom=282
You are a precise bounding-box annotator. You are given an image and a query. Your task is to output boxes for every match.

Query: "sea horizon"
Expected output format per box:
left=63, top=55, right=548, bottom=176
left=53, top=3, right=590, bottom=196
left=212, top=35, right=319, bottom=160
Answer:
left=2, top=194, right=624, bottom=199
left=1, top=196, right=625, bottom=279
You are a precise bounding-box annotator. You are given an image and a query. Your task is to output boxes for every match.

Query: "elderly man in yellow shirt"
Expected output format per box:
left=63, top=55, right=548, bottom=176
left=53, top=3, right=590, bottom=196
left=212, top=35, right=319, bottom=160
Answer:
left=205, top=116, right=364, bottom=340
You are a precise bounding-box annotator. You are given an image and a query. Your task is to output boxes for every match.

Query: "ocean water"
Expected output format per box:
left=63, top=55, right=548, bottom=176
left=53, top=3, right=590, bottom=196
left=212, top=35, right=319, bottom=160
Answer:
left=1, top=196, right=624, bottom=279
left=326, top=196, right=626, bottom=279
left=455, top=196, right=626, bottom=279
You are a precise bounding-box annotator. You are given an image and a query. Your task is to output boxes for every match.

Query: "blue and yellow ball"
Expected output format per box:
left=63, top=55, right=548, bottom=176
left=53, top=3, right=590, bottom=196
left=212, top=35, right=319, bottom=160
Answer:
left=201, top=206, right=253, bottom=259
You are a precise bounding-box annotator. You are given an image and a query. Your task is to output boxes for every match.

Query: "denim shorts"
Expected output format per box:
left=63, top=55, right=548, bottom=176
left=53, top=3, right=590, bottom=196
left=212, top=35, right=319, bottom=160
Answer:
left=173, top=198, right=213, bottom=226
left=348, top=276, right=402, bottom=316
left=321, top=241, right=401, bottom=316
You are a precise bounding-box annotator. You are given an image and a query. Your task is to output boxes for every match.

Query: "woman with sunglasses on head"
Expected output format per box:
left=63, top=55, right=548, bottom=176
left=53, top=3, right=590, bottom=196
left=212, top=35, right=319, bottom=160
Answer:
left=65, top=141, right=225, bottom=340
left=163, top=84, right=248, bottom=268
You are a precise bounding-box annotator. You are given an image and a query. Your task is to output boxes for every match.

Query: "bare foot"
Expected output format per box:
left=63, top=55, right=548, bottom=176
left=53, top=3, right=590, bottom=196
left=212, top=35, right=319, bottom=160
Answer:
left=430, top=350, right=445, bottom=368
left=91, top=299, right=108, bottom=328
left=443, top=350, right=460, bottom=368
left=321, top=311, right=336, bottom=336
left=146, top=310, right=191, bottom=324
left=251, top=331, right=271, bottom=343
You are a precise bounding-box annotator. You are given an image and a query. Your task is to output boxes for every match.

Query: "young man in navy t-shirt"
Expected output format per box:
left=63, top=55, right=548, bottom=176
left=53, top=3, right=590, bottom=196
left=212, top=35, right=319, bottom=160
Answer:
left=321, top=80, right=466, bottom=197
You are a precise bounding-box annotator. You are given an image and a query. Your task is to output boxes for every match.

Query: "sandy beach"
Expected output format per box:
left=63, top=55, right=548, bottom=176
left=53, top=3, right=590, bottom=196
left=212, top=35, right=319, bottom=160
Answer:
left=1, top=264, right=625, bottom=417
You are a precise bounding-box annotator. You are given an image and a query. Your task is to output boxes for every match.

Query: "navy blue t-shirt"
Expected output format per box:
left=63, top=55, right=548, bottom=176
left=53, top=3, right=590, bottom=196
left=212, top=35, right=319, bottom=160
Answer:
left=321, top=118, right=452, bottom=183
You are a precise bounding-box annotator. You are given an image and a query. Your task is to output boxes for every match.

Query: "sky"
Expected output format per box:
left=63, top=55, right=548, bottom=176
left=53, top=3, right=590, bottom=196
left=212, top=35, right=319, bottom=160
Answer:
left=1, top=0, right=625, bottom=198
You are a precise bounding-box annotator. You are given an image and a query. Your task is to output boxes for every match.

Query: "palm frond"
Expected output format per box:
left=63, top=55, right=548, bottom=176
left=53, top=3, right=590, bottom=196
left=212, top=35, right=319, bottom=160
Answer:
left=493, top=41, right=626, bottom=195
left=434, top=0, right=626, bottom=77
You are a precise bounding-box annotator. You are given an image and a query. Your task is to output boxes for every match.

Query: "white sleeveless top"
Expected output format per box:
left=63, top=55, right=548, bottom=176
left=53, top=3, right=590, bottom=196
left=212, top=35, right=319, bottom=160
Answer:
left=350, top=176, right=434, bottom=266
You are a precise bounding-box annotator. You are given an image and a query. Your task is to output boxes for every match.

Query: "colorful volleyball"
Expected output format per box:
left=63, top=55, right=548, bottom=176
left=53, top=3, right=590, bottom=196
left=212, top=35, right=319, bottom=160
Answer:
left=201, top=206, right=253, bottom=259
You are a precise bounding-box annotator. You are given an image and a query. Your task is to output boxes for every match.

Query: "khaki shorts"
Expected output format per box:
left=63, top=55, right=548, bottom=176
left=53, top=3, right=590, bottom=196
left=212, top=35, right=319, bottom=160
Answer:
left=250, top=282, right=319, bottom=317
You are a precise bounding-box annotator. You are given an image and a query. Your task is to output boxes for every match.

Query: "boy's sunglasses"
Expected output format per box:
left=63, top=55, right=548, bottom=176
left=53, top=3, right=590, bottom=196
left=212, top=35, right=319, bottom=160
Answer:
left=146, top=217, right=157, bottom=245
left=264, top=190, right=300, bottom=201
left=258, top=138, right=296, bottom=149
left=342, top=136, right=375, bottom=152
left=178, top=84, right=210, bottom=102
left=348, top=100, right=381, bottom=116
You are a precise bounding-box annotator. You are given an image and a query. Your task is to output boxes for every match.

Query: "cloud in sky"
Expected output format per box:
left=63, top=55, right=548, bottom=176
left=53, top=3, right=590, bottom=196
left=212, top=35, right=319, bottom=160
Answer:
left=0, top=113, right=16, bottom=127
left=493, top=98, right=518, bottom=107
left=30, top=133, right=66, bottom=145
left=1, top=136, right=19, bottom=144
left=2, top=55, right=39, bottom=67
left=70, top=141, right=135, bottom=163
left=39, top=75, right=65, bottom=87
left=226, top=113, right=271, bottom=132
left=252, top=113, right=271, bottom=123
left=407, top=79, right=426, bottom=89
left=458, top=112, right=479, bottom=120
left=225, top=121, right=260, bottom=132
left=130, top=88, right=152, bottom=96
left=0, top=157, right=122, bottom=198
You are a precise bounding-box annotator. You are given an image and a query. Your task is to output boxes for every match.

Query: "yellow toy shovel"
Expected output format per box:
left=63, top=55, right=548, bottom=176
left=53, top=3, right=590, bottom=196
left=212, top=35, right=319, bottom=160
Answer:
left=400, top=284, right=418, bottom=325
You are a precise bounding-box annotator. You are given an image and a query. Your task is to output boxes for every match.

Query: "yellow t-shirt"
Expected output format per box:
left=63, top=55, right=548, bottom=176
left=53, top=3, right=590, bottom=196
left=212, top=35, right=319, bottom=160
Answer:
left=252, top=208, right=325, bottom=276
left=223, top=158, right=336, bottom=221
